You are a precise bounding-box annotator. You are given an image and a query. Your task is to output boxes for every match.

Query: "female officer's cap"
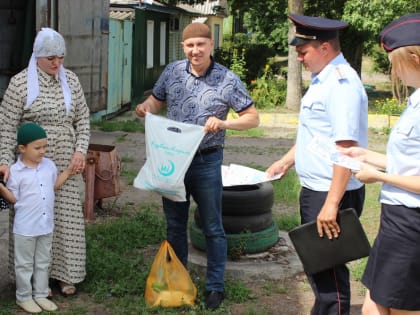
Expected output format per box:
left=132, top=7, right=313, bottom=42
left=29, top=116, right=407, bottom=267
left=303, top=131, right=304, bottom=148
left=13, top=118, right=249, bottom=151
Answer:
left=288, top=14, right=348, bottom=46
left=380, top=13, right=420, bottom=52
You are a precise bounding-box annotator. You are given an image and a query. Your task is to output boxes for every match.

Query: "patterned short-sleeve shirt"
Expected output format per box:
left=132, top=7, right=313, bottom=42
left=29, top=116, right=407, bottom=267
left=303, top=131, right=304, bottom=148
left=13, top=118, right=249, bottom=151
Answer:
left=152, top=58, right=253, bottom=149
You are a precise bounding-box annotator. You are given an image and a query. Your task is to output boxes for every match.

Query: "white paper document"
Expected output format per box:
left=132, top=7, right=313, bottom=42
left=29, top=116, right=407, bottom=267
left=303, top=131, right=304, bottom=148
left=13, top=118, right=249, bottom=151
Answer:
left=222, top=164, right=282, bottom=187
left=307, top=135, right=361, bottom=172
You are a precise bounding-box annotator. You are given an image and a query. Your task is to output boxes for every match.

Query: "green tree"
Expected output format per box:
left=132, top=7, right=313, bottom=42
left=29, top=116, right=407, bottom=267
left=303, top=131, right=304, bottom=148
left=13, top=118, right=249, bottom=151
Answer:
left=229, top=0, right=420, bottom=74
left=230, top=0, right=289, bottom=53
left=342, top=0, right=420, bottom=73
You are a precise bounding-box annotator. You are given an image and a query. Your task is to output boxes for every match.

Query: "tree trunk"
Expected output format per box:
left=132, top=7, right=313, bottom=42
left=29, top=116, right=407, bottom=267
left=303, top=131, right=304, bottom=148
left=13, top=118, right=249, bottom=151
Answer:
left=286, top=0, right=304, bottom=111
left=341, top=30, right=365, bottom=77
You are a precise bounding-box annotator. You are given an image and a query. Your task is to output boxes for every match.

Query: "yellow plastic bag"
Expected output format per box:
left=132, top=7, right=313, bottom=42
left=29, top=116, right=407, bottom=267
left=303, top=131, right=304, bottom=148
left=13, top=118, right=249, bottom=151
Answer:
left=145, top=240, right=197, bottom=307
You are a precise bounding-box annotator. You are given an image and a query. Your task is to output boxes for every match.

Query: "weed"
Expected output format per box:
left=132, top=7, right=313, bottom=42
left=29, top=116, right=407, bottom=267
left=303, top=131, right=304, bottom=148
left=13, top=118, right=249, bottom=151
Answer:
left=275, top=214, right=300, bottom=231
left=225, top=280, right=255, bottom=303
left=121, top=167, right=139, bottom=185
left=371, top=98, right=405, bottom=116
left=249, top=65, right=287, bottom=109
left=81, top=207, right=166, bottom=300
left=228, top=242, right=247, bottom=260
left=262, top=281, right=288, bottom=295
left=272, top=170, right=300, bottom=205
left=0, top=301, right=16, bottom=315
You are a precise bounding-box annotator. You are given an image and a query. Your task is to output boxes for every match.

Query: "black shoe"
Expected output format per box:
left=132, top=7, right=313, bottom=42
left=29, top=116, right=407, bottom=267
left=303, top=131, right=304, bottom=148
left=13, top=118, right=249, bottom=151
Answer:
left=205, top=290, right=224, bottom=310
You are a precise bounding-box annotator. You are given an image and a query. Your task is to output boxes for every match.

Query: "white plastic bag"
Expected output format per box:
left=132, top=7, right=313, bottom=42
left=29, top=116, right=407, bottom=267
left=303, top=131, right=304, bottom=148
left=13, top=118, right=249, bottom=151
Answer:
left=134, top=113, right=205, bottom=201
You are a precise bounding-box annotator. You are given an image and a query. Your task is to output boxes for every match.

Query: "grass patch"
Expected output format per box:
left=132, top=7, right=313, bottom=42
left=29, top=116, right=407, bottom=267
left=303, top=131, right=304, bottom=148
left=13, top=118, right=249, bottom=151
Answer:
left=272, top=169, right=300, bottom=204
left=81, top=206, right=166, bottom=300
left=275, top=213, right=300, bottom=231
left=225, top=280, right=255, bottom=302
left=78, top=206, right=261, bottom=314
left=262, top=281, right=288, bottom=295
left=121, top=167, right=139, bottom=185
left=226, top=127, right=265, bottom=137
left=91, top=119, right=145, bottom=133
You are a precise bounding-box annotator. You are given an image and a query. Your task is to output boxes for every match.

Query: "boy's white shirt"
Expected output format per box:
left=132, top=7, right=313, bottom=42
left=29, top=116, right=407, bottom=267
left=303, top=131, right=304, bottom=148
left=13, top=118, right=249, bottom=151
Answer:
left=7, top=156, right=58, bottom=236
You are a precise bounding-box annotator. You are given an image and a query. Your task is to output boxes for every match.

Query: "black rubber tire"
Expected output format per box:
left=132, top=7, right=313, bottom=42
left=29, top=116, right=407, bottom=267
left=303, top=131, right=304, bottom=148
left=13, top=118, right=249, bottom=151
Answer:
left=194, top=209, right=273, bottom=234
left=222, top=182, right=274, bottom=216
left=189, top=222, right=279, bottom=254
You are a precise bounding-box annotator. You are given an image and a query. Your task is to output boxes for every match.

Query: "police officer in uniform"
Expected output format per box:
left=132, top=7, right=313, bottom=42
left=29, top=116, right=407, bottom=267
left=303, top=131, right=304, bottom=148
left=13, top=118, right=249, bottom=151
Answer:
left=343, top=13, right=420, bottom=315
left=266, top=14, right=368, bottom=315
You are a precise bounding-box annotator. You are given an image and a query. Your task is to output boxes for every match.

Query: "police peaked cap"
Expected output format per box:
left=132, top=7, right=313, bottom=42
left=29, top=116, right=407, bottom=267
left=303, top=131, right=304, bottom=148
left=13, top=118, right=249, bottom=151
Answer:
left=288, top=14, right=348, bottom=46
left=380, top=13, right=420, bottom=52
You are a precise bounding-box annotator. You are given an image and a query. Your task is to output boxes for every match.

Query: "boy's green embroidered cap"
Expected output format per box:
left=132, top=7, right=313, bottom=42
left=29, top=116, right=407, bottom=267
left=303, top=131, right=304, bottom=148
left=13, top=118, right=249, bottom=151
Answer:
left=17, top=122, right=47, bottom=145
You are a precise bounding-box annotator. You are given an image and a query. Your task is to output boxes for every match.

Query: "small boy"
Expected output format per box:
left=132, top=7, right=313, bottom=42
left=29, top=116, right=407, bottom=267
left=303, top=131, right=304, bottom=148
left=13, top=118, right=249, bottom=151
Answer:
left=0, top=122, right=73, bottom=313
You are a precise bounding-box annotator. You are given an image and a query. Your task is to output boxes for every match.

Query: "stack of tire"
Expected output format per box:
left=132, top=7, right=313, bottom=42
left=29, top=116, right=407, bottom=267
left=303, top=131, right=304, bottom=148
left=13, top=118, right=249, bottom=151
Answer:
left=189, top=182, right=279, bottom=254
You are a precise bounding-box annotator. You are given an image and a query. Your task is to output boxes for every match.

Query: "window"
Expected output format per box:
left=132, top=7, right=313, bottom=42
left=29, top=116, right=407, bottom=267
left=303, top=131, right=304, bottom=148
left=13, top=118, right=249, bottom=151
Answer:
left=160, top=22, right=166, bottom=66
left=147, top=20, right=154, bottom=69
left=214, top=24, right=220, bottom=49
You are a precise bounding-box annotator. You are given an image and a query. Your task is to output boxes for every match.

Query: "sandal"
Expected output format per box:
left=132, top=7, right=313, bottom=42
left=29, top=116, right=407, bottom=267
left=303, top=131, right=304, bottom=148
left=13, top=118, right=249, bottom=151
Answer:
left=58, top=281, right=77, bottom=297
left=47, top=287, right=53, bottom=299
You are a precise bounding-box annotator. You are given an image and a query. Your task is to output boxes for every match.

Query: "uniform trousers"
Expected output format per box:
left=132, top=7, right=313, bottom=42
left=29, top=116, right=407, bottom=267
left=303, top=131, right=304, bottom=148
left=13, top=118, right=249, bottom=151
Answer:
left=299, top=186, right=365, bottom=315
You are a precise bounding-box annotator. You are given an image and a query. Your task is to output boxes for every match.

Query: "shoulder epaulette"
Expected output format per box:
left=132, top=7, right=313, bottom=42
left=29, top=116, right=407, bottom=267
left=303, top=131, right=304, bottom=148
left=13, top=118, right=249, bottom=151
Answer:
left=334, top=65, right=349, bottom=80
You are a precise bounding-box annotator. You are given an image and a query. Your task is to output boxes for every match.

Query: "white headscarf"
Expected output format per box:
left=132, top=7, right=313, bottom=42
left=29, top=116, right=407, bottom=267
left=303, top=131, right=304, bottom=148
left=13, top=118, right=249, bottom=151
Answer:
left=26, top=28, right=72, bottom=113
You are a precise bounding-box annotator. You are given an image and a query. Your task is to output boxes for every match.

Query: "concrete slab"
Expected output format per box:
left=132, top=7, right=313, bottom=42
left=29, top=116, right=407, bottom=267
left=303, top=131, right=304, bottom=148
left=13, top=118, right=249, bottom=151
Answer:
left=188, top=231, right=303, bottom=282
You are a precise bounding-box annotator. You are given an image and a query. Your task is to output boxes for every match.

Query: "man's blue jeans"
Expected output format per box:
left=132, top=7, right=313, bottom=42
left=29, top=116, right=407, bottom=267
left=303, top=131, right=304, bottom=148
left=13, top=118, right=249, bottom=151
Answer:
left=162, top=148, right=226, bottom=292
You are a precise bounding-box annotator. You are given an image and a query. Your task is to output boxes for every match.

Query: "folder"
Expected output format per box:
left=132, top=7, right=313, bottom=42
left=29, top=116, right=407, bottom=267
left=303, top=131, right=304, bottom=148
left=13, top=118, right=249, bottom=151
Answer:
left=288, top=208, right=371, bottom=275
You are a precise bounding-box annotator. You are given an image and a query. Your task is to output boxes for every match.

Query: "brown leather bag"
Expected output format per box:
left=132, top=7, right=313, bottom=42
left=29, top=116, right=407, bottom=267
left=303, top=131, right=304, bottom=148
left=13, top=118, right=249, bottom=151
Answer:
left=85, top=144, right=121, bottom=200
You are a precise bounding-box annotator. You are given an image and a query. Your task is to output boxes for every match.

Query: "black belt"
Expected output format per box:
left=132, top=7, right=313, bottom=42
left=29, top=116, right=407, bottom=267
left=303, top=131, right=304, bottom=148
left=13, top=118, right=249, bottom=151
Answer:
left=195, top=145, right=223, bottom=156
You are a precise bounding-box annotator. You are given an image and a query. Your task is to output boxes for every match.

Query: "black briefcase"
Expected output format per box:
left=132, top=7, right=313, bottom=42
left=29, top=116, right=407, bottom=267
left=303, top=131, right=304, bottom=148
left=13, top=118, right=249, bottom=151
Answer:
left=288, top=208, right=371, bottom=275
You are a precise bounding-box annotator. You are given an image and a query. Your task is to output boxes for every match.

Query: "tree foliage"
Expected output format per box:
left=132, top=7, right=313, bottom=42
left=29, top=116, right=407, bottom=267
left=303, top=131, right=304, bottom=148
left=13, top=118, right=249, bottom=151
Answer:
left=227, top=0, right=420, bottom=73
left=230, top=0, right=289, bottom=54
left=161, top=0, right=420, bottom=75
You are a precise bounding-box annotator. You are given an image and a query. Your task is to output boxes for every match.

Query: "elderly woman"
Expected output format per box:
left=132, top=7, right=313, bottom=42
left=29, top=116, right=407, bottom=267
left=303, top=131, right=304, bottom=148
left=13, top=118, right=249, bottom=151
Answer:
left=0, top=28, right=90, bottom=296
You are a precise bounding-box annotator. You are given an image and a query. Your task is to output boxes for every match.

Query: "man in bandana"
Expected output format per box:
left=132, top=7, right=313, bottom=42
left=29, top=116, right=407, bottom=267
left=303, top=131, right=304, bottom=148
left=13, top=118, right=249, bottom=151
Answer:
left=135, top=23, right=259, bottom=310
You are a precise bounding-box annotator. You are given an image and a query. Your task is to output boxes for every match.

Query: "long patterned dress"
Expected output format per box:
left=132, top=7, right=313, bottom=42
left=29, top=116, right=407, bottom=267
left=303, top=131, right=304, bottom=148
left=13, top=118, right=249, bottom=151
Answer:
left=0, top=67, right=90, bottom=285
